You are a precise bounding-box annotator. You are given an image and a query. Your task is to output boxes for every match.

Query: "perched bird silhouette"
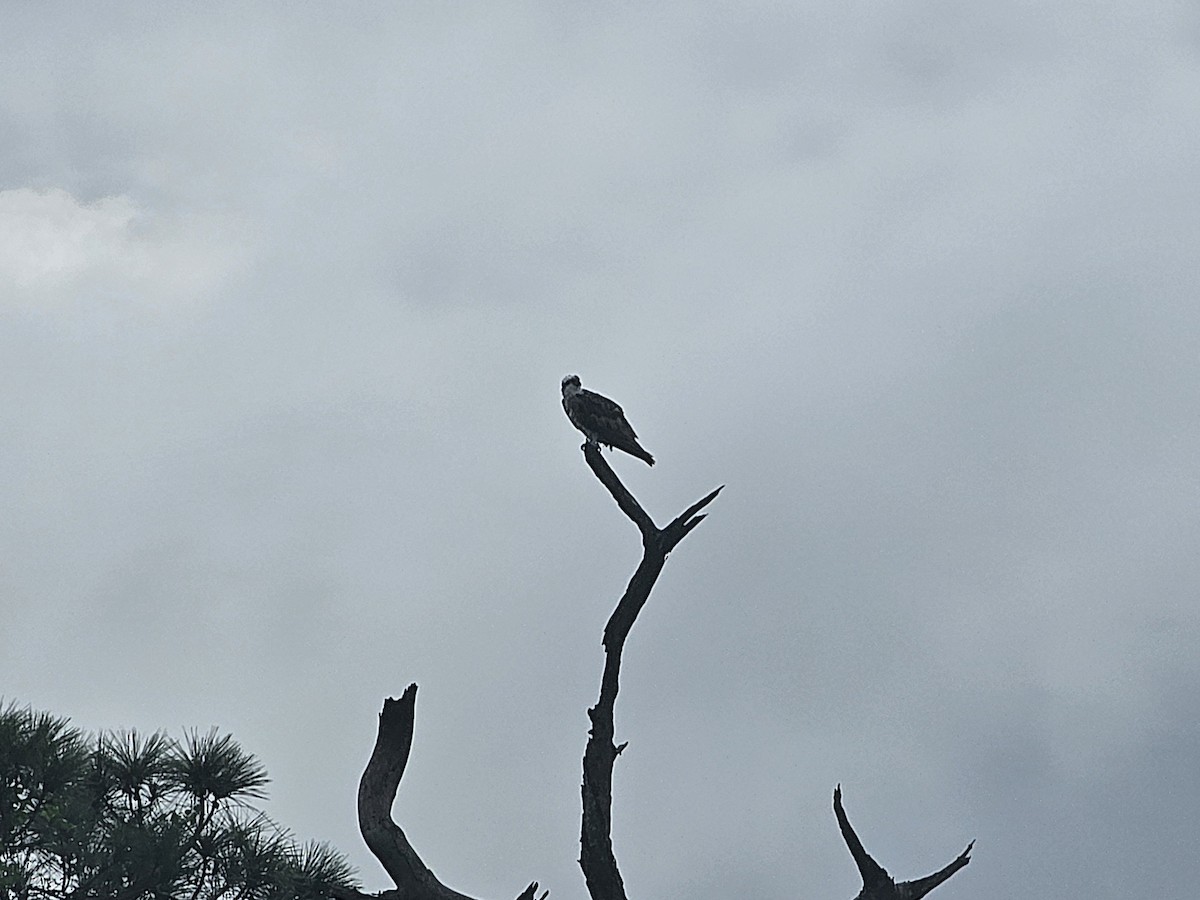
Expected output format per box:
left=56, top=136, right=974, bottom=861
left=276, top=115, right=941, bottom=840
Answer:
left=561, top=375, right=655, bottom=466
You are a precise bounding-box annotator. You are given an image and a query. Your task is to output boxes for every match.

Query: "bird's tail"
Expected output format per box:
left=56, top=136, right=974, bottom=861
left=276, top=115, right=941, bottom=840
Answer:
left=631, top=443, right=655, bottom=466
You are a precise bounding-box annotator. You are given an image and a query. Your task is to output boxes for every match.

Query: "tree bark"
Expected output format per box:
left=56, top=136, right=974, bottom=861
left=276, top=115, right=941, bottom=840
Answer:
left=576, top=442, right=722, bottom=900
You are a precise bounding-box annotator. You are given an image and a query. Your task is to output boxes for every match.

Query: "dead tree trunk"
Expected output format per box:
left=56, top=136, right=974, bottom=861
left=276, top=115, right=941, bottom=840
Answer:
left=568, top=442, right=972, bottom=900
left=576, top=443, right=722, bottom=900
left=330, top=685, right=544, bottom=900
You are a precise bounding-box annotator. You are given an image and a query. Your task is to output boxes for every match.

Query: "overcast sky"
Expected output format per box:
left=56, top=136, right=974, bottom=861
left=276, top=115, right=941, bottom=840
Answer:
left=3, top=4, right=1199, bottom=899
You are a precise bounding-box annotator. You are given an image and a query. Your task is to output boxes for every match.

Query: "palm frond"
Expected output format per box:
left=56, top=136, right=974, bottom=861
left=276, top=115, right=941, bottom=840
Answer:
left=101, top=730, right=178, bottom=796
left=0, top=701, right=90, bottom=853
left=289, top=839, right=360, bottom=895
left=0, top=700, right=89, bottom=790
left=96, top=729, right=180, bottom=826
left=211, top=809, right=290, bottom=899
left=174, top=729, right=269, bottom=804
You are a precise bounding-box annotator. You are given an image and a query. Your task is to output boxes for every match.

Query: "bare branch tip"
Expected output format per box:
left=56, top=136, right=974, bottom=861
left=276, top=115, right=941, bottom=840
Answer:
left=515, top=880, right=546, bottom=900
left=381, top=684, right=419, bottom=720
left=678, top=485, right=724, bottom=522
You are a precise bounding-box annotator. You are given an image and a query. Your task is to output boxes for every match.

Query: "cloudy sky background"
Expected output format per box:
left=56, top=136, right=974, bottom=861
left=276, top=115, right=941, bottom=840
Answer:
left=3, top=3, right=1199, bottom=898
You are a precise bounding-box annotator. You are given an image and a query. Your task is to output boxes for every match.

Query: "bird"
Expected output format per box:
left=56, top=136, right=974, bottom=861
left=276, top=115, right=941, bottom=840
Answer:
left=561, top=374, right=655, bottom=466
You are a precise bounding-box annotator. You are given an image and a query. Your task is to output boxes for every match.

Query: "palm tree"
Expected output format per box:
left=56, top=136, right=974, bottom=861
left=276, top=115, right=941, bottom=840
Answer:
left=0, top=701, right=357, bottom=900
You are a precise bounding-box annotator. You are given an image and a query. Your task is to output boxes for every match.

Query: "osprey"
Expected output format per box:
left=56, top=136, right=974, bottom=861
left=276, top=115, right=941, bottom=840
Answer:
left=561, top=375, right=655, bottom=466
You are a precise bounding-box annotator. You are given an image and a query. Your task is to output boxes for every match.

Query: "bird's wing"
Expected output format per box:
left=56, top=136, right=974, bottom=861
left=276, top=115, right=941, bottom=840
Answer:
left=579, top=389, right=638, bottom=440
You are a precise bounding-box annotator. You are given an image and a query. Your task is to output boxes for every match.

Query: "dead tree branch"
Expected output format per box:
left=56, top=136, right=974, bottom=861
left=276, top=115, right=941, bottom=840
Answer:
left=833, top=785, right=973, bottom=900
left=577, top=442, right=723, bottom=900
left=348, top=684, right=544, bottom=900
left=346, top=435, right=973, bottom=900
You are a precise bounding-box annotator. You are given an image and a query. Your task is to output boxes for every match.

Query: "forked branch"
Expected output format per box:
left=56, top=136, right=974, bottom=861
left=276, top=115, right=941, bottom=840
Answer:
left=578, top=442, right=722, bottom=900
left=833, top=785, right=973, bottom=900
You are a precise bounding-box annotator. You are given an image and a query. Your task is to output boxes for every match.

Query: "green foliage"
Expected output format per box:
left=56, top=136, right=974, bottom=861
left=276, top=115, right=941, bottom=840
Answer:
left=0, top=701, right=358, bottom=900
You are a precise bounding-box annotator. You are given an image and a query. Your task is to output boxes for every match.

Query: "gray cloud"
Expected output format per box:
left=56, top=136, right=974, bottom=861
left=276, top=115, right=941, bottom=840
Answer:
left=3, top=4, right=1199, bottom=899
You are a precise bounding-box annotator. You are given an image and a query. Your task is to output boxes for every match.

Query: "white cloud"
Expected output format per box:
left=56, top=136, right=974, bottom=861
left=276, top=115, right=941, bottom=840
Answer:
left=0, top=187, right=250, bottom=310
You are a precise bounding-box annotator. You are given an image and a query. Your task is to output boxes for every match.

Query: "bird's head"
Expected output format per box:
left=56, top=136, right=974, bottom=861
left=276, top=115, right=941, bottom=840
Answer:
left=561, top=374, right=582, bottom=397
